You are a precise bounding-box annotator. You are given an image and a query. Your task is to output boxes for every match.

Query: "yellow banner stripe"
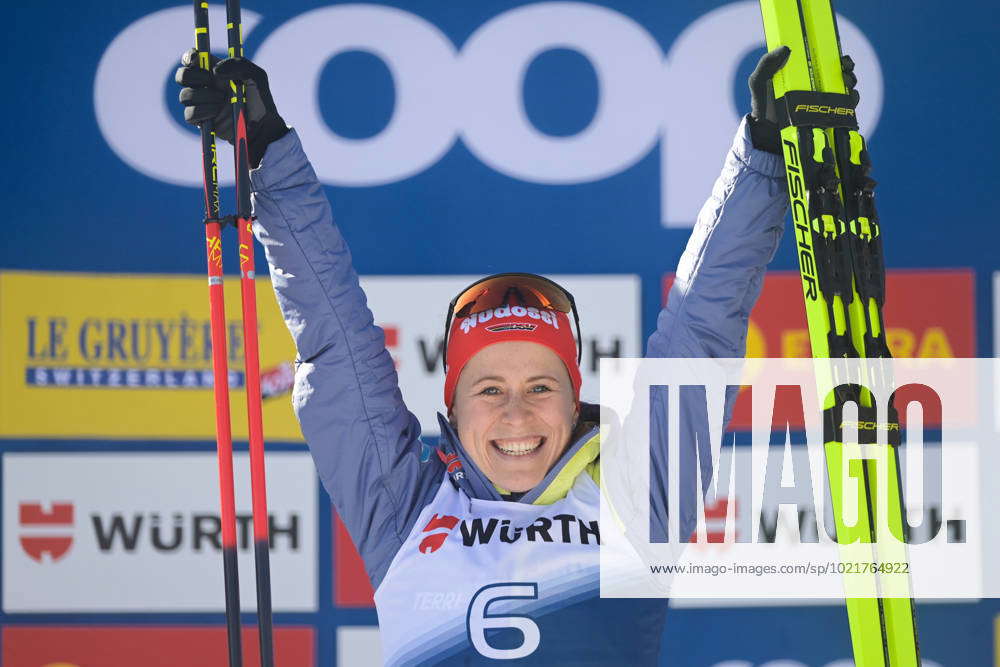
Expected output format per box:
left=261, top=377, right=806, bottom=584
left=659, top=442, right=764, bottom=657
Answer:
left=995, top=613, right=1000, bottom=667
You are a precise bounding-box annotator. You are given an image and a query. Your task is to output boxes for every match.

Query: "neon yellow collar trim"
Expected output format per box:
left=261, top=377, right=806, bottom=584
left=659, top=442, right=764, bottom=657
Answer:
left=532, top=431, right=601, bottom=505
left=489, top=432, right=602, bottom=502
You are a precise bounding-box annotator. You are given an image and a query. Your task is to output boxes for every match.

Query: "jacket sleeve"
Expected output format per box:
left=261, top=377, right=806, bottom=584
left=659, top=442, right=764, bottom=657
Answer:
left=646, top=117, right=788, bottom=541
left=647, top=115, right=787, bottom=361
left=249, top=129, right=442, bottom=588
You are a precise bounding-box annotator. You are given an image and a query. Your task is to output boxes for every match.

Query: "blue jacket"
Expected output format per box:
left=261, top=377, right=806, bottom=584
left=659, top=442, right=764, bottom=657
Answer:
left=250, top=116, right=787, bottom=636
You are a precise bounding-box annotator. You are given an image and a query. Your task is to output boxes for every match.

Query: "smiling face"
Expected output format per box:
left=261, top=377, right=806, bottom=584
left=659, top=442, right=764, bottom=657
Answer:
left=450, top=341, right=578, bottom=493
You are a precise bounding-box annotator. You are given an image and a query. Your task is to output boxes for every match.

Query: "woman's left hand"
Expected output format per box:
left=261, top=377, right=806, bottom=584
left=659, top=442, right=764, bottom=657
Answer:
left=747, top=46, right=861, bottom=155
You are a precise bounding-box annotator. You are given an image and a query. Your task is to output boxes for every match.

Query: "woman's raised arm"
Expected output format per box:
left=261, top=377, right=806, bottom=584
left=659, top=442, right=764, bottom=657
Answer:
left=250, top=129, right=443, bottom=587
left=177, top=52, right=443, bottom=588
left=648, top=115, right=788, bottom=361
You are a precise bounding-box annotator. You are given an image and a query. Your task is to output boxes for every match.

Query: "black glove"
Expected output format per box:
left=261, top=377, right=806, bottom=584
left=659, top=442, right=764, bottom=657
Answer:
left=176, top=49, right=288, bottom=168
left=747, top=47, right=860, bottom=155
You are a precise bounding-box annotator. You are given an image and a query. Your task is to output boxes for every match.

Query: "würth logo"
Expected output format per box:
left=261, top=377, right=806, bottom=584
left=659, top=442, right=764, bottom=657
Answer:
left=460, top=514, right=599, bottom=547
left=419, top=514, right=459, bottom=554
left=17, top=505, right=302, bottom=560
left=19, top=502, right=74, bottom=563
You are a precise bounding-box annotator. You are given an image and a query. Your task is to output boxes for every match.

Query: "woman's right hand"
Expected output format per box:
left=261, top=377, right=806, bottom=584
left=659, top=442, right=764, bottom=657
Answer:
left=175, top=49, right=288, bottom=167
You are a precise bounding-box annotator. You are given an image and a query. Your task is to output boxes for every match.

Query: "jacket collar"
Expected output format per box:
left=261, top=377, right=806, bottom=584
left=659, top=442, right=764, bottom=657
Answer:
left=435, top=402, right=601, bottom=505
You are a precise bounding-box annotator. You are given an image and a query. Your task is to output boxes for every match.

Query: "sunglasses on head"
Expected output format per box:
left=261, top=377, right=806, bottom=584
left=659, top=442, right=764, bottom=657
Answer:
left=442, top=272, right=583, bottom=374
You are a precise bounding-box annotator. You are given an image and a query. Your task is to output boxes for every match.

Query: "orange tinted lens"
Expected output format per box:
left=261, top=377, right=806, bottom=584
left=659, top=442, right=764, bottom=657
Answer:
left=453, top=275, right=572, bottom=317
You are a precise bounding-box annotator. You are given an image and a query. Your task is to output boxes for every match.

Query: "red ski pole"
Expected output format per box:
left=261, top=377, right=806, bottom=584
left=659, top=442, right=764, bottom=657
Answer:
left=192, top=2, right=243, bottom=666
left=226, top=0, right=276, bottom=664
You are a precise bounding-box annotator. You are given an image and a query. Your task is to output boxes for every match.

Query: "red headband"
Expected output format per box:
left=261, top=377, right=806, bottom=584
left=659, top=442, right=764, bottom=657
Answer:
left=443, top=304, right=582, bottom=408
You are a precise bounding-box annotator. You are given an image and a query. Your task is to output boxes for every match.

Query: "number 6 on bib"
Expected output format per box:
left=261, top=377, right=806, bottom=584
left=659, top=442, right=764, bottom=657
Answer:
left=466, top=583, right=541, bottom=659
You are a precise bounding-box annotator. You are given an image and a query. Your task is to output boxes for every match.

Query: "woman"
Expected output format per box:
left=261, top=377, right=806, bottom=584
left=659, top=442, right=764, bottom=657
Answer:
left=177, top=45, right=824, bottom=664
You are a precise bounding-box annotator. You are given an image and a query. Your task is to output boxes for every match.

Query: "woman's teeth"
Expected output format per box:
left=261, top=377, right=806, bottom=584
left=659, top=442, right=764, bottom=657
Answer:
left=493, top=437, right=543, bottom=456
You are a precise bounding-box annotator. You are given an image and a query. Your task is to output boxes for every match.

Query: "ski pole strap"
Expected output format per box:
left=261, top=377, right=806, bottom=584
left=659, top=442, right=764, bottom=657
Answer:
left=823, top=388, right=902, bottom=447
left=777, top=91, right=859, bottom=129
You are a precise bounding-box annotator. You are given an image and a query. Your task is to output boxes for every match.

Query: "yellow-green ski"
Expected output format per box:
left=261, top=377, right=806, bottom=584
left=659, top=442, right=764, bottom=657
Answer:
left=757, top=1, right=920, bottom=665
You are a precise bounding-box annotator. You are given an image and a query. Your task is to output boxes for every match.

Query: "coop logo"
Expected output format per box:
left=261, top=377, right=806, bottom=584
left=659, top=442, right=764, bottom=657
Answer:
left=94, top=2, right=881, bottom=228
left=19, top=502, right=75, bottom=563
